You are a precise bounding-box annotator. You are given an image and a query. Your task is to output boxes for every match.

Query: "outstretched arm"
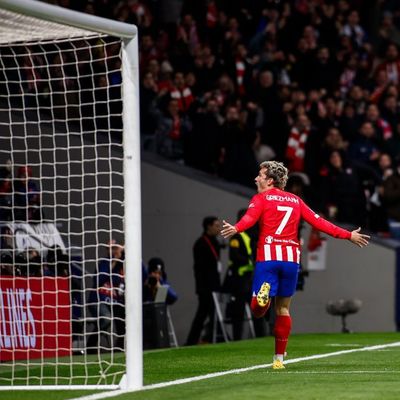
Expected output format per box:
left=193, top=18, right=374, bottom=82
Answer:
left=350, top=227, right=370, bottom=248
left=300, top=199, right=370, bottom=246
left=221, top=220, right=237, bottom=239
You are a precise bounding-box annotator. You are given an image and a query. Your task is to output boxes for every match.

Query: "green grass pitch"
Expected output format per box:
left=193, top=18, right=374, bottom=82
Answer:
left=1, top=332, right=400, bottom=400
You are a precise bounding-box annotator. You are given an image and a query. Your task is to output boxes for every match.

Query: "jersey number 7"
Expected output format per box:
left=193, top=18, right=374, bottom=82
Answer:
left=275, top=206, right=293, bottom=235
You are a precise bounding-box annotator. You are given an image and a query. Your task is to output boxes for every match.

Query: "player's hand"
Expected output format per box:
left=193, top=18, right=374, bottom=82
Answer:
left=350, top=227, right=370, bottom=248
left=220, top=220, right=237, bottom=239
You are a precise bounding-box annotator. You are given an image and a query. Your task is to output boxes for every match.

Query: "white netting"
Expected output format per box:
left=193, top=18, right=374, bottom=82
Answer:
left=0, top=8, right=126, bottom=387
left=0, top=8, right=100, bottom=44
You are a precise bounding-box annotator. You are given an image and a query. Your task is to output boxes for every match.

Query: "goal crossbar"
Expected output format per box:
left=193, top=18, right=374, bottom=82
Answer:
left=0, top=0, right=137, bottom=39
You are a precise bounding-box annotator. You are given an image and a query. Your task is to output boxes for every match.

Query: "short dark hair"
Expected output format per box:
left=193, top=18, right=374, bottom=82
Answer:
left=202, top=216, right=218, bottom=231
left=148, top=257, right=165, bottom=274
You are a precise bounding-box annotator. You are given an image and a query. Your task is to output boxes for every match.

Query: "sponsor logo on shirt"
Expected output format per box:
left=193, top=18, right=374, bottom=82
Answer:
left=264, top=236, right=299, bottom=245
left=265, top=194, right=299, bottom=204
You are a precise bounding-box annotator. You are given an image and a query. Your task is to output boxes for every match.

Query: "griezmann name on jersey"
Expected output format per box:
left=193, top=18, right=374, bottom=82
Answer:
left=235, top=188, right=351, bottom=263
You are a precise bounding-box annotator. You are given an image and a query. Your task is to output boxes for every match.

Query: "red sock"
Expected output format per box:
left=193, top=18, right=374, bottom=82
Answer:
left=250, top=296, right=271, bottom=318
left=274, top=315, right=292, bottom=355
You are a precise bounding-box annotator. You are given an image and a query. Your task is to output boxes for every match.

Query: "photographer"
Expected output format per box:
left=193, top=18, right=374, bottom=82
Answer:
left=143, top=257, right=178, bottom=305
left=87, top=240, right=125, bottom=353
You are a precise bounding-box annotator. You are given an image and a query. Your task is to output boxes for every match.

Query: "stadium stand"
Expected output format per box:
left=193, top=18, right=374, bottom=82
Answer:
left=42, top=0, right=400, bottom=237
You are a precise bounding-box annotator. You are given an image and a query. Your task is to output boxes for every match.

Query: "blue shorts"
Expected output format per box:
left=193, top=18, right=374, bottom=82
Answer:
left=252, top=261, right=300, bottom=298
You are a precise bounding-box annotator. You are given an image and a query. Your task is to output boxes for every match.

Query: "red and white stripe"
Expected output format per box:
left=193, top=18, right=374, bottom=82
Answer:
left=262, top=244, right=301, bottom=263
left=236, top=58, right=245, bottom=95
left=170, top=87, right=194, bottom=112
left=285, top=126, right=309, bottom=172
left=377, top=118, right=393, bottom=140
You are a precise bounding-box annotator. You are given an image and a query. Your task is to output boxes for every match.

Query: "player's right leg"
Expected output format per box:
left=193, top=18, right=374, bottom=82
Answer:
left=250, top=261, right=277, bottom=318
left=273, top=296, right=292, bottom=369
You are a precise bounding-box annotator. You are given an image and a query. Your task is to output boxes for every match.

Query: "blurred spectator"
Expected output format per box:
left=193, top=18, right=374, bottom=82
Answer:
left=169, top=71, right=194, bottom=112
left=375, top=43, right=400, bottom=85
left=364, top=103, right=392, bottom=146
left=140, top=71, right=160, bottom=146
left=17, top=248, right=42, bottom=277
left=286, top=114, right=312, bottom=173
left=13, top=166, right=41, bottom=222
left=0, top=251, right=13, bottom=276
left=347, top=85, right=367, bottom=115
left=317, top=127, right=349, bottom=179
left=369, top=153, right=393, bottom=233
left=156, top=98, right=192, bottom=161
left=87, top=240, right=125, bottom=353
left=319, top=150, right=368, bottom=226
left=186, top=216, right=222, bottom=345
left=44, top=245, right=69, bottom=277
left=308, top=47, right=338, bottom=92
left=184, top=96, right=223, bottom=174
left=340, top=10, right=366, bottom=49
left=349, top=122, right=381, bottom=170
left=176, top=14, right=200, bottom=57
left=252, top=70, right=282, bottom=156
left=139, top=34, right=159, bottom=72
left=0, top=160, right=12, bottom=222
left=378, top=12, right=400, bottom=50
left=382, top=157, right=400, bottom=238
left=385, top=121, right=400, bottom=160
left=192, top=45, right=222, bottom=93
left=143, top=257, right=178, bottom=305
left=220, top=105, right=259, bottom=187
left=381, top=94, right=400, bottom=133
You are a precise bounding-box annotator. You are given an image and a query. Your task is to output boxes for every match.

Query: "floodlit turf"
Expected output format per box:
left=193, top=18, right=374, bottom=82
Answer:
left=1, top=332, right=400, bottom=400
left=0, top=352, right=125, bottom=386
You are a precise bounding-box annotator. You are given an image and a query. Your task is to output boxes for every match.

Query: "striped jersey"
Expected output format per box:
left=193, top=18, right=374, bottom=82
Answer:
left=235, top=188, right=352, bottom=263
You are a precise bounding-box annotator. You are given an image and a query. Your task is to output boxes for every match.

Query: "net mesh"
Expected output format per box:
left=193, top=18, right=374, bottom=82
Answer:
left=0, top=8, right=126, bottom=387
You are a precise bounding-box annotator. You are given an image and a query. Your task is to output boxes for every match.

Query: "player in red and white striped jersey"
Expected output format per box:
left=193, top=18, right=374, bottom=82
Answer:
left=221, top=161, right=369, bottom=369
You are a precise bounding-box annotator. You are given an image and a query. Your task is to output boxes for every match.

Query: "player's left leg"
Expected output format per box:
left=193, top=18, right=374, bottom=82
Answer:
left=250, top=261, right=278, bottom=318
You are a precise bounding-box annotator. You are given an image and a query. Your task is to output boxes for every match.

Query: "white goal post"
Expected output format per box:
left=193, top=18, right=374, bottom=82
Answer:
left=0, top=0, right=142, bottom=392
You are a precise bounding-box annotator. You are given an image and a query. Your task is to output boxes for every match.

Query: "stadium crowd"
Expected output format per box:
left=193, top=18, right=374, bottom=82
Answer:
left=44, top=0, right=400, bottom=236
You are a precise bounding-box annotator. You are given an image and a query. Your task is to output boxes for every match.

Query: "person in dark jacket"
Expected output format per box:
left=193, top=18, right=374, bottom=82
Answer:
left=87, top=240, right=125, bottom=353
left=382, top=157, right=400, bottom=238
left=222, top=209, right=255, bottom=340
left=186, top=216, right=222, bottom=345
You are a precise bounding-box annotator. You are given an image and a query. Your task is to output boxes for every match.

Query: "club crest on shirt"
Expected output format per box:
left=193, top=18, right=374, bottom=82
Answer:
left=265, top=235, right=274, bottom=244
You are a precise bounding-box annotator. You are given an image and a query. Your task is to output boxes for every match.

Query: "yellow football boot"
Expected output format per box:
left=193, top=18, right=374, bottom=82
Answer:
left=256, top=282, right=271, bottom=307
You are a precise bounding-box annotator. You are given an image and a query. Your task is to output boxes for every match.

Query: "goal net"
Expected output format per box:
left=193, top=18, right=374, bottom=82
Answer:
left=0, top=0, right=142, bottom=391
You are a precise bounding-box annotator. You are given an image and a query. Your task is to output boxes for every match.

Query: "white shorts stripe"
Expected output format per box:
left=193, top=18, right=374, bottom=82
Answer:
left=264, top=244, right=271, bottom=261
left=286, top=246, right=293, bottom=262
left=275, top=245, right=282, bottom=261
left=296, top=248, right=301, bottom=263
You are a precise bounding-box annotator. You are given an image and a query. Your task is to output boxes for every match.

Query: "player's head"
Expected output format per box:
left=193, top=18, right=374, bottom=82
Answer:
left=259, top=161, right=288, bottom=190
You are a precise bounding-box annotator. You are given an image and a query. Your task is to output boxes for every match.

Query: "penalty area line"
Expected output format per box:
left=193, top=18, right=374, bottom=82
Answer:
left=71, top=341, right=400, bottom=400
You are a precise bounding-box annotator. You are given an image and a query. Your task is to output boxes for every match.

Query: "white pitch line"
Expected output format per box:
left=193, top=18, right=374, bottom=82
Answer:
left=71, top=341, right=400, bottom=400
left=272, top=370, right=399, bottom=374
